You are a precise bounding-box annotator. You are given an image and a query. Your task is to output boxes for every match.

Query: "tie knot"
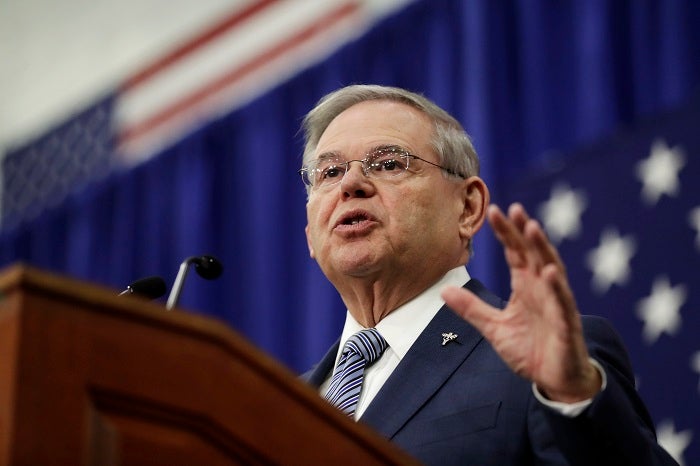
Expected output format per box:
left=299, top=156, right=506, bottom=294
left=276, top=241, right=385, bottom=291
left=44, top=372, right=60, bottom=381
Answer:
left=343, top=328, right=387, bottom=365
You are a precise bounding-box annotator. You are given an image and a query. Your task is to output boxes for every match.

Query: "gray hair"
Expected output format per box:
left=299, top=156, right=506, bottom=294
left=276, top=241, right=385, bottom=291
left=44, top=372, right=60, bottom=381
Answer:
left=301, top=84, right=480, bottom=178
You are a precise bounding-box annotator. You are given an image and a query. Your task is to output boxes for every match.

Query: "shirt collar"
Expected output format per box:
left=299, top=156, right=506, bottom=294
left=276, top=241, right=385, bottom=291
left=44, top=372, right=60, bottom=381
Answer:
left=338, top=266, right=470, bottom=361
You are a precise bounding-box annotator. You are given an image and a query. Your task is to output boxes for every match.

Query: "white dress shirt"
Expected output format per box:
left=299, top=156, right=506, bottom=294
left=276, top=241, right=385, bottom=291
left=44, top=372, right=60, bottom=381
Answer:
left=320, top=266, right=470, bottom=419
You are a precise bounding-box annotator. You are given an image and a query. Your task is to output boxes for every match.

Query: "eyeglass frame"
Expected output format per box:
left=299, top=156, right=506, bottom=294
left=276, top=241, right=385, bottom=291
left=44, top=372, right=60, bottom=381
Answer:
left=298, top=146, right=466, bottom=189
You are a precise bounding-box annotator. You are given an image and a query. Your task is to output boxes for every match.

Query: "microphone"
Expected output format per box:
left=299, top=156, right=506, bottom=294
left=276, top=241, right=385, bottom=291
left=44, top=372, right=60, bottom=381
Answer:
left=166, top=255, right=223, bottom=310
left=119, top=276, right=167, bottom=300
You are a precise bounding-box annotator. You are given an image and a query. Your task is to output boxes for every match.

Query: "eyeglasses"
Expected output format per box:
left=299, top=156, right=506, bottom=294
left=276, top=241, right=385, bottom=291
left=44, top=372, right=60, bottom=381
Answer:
left=299, top=146, right=465, bottom=189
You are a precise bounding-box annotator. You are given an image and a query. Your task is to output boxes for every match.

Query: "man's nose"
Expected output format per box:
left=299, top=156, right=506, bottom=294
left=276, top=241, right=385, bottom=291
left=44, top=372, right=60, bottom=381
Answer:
left=340, top=161, right=374, bottom=199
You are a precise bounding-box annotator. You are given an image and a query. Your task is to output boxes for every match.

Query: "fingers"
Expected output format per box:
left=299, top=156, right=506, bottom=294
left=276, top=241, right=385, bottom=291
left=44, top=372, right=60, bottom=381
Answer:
left=543, top=263, right=580, bottom=325
left=489, top=203, right=564, bottom=273
left=525, top=212, right=566, bottom=272
left=490, top=202, right=578, bottom=315
left=487, top=205, right=528, bottom=268
left=507, top=202, right=530, bottom=231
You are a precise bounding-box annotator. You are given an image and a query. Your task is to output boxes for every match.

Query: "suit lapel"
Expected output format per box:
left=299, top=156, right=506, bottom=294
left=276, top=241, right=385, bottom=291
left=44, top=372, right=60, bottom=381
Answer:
left=358, top=279, right=504, bottom=439
left=304, top=339, right=340, bottom=387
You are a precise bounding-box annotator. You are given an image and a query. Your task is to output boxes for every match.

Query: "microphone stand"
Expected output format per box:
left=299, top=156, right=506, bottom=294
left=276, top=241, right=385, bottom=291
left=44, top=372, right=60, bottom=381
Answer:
left=166, top=255, right=223, bottom=310
left=166, top=258, right=194, bottom=310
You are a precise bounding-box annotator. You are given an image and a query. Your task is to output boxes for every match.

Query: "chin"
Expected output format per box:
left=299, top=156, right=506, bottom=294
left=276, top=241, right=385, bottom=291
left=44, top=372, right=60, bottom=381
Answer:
left=329, top=253, right=379, bottom=278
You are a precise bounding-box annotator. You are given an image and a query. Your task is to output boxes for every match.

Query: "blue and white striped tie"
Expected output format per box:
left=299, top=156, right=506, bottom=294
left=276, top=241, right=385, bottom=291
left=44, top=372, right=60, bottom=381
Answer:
left=324, top=328, right=388, bottom=417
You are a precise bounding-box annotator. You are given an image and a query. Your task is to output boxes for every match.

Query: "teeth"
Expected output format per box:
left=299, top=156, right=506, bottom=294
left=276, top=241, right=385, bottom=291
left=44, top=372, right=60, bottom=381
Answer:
left=341, top=215, right=367, bottom=225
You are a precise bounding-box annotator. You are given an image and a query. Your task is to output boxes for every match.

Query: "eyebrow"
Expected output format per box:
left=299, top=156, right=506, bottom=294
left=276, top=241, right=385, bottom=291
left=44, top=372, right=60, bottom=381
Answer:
left=315, top=144, right=408, bottom=162
left=369, top=144, right=407, bottom=154
left=314, top=151, right=342, bottom=162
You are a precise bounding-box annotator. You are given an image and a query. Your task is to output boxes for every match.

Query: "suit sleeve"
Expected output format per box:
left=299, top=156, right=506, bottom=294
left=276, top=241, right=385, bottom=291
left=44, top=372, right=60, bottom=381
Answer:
left=531, top=315, right=678, bottom=466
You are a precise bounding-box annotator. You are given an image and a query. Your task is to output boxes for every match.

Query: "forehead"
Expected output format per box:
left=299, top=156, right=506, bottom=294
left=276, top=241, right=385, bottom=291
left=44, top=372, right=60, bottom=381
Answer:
left=314, top=100, right=434, bottom=158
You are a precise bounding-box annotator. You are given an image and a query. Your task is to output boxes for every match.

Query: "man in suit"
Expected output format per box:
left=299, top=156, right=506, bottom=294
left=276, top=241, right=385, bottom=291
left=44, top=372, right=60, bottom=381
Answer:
left=299, top=84, right=677, bottom=465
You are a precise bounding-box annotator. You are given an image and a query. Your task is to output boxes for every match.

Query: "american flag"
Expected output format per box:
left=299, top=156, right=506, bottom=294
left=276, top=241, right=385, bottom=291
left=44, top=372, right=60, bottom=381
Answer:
left=506, top=95, right=700, bottom=465
left=1, top=0, right=414, bottom=230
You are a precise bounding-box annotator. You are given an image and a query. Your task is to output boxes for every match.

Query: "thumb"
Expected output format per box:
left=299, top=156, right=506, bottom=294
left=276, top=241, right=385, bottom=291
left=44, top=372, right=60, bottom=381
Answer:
left=441, top=286, right=497, bottom=336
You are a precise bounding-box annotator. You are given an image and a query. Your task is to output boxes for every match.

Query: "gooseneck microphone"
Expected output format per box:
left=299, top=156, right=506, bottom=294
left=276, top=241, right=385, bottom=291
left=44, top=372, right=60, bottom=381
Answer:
left=119, top=276, right=167, bottom=300
left=166, top=255, right=223, bottom=310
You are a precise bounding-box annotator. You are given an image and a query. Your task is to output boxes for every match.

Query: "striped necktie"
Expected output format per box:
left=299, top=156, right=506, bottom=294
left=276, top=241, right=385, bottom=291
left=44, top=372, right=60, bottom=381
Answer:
left=324, top=328, right=388, bottom=417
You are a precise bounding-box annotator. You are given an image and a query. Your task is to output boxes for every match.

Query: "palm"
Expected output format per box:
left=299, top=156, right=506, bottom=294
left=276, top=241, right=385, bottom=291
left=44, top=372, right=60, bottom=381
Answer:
left=495, top=265, right=583, bottom=390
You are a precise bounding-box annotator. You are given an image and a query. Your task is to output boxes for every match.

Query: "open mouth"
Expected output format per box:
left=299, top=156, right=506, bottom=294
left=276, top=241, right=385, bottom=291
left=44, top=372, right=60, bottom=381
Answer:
left=335, top=210, right=375, bottom=229
left=343, top=214, right=368, bottom=225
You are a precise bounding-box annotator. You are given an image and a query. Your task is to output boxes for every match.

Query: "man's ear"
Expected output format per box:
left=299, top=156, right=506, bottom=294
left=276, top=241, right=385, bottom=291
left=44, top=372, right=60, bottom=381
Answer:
left=305, top=225, right=316, bottom=259
left=458, top=176, right=490, bottom=241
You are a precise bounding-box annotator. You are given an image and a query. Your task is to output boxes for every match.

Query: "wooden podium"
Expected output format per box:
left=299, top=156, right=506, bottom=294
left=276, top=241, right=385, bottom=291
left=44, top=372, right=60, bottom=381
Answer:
left=0, top=265, right=419, bottom=465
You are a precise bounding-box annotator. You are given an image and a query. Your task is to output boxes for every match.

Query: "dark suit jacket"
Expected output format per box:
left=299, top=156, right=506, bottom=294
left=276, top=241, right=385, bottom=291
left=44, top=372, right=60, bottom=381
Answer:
left=304, top=279, right=677, bottom=465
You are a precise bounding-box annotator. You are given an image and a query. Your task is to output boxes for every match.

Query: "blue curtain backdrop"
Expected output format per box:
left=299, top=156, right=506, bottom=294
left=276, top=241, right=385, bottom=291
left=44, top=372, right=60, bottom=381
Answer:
left=2, top=0, right=698, bottom=371
left=1, top=0, right=699, bottom=458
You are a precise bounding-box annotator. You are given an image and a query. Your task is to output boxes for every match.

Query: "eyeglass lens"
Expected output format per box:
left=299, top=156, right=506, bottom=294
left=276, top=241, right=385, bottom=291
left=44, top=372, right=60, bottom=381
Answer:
left=308, top=148, right=411, bottom=187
